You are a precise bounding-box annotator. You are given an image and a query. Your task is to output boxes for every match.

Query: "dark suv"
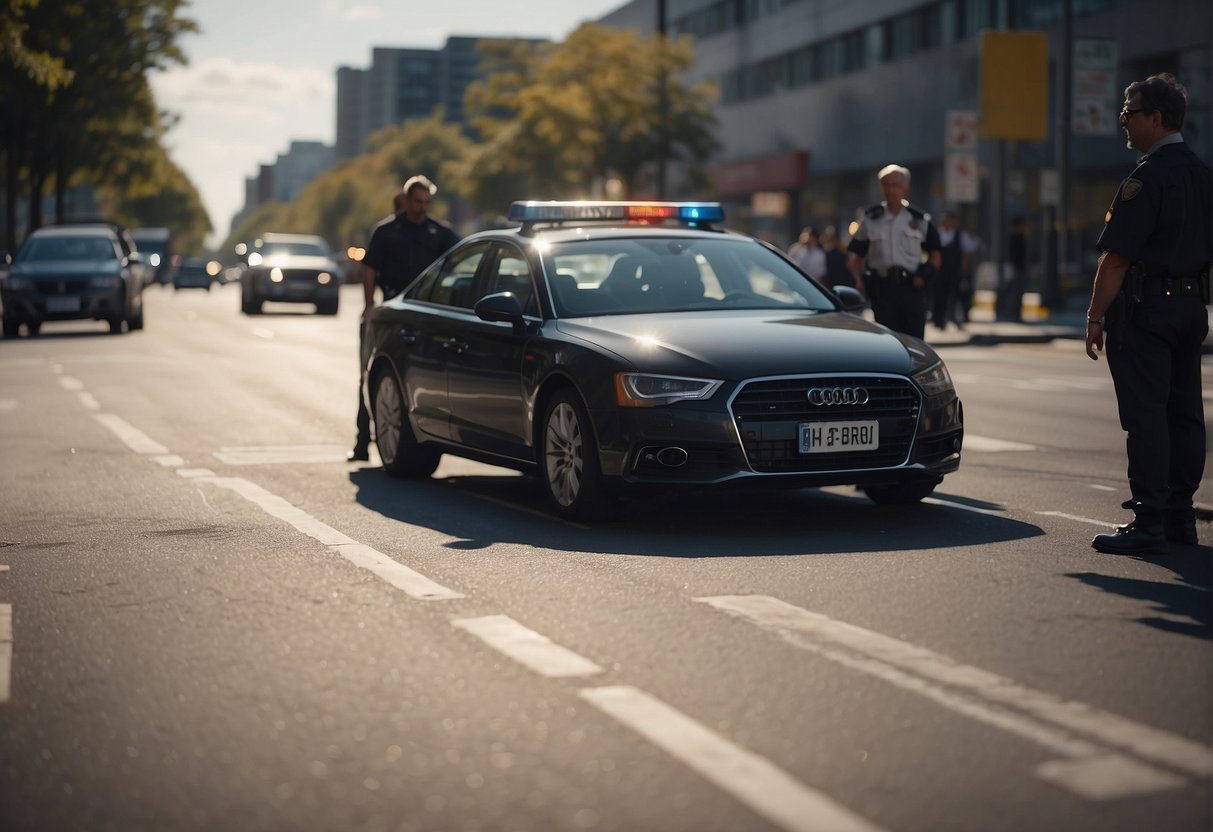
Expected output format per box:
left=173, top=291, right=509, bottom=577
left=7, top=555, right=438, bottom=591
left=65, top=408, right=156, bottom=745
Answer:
left=2, top=224, right=146, bottom=336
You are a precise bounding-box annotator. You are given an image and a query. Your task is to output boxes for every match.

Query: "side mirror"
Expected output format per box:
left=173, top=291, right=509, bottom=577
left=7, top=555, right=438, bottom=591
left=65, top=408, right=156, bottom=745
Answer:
left=474, top=292, right=526, bottom=334
left=833, top=285, right=866, bottom=313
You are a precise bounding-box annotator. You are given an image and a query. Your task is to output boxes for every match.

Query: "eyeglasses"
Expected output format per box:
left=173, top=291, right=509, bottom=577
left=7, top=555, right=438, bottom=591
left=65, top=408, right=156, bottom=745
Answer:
left=1120, top=107, right=1148, bottom=120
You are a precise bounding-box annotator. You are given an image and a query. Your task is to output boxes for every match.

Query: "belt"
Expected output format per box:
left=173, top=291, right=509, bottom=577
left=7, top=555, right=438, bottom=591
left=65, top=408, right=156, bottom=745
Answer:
left=1140, top=276, right=1203, bottom=297
left=865, top=267, right=913, bottom=281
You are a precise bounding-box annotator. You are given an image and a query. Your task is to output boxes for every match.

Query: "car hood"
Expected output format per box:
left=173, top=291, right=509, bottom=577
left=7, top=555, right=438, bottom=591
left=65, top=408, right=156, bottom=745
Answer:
left=256, top=254, right=338, bottom=270
left=554, top=310, right=934, bottom=379
left=10, top=260, right=120, bottom=277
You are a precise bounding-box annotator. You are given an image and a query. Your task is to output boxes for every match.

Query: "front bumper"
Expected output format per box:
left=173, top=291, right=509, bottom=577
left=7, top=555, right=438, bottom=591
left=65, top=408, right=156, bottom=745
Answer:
left=246, top=271, right=339, bottom=304
left=595, top=373, right=963, bottom=491
left=2, top=287, right=126, bottom=323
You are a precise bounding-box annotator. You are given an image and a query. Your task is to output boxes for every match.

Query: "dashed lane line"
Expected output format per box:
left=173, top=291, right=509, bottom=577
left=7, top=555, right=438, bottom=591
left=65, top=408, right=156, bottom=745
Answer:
left=0, top=603, right=11, bottom=704
left=93, top=413, right=170, bottom=455
left=452, top=615, right=603, bottom=678
left=697, top=595, right=1212, bottom=797
left=580, top=686, right=885, bottom=832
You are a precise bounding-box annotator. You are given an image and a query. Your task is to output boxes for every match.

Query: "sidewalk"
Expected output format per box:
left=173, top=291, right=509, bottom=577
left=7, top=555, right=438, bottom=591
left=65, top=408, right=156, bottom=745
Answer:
left=921, top=307, right=1086, bottom=347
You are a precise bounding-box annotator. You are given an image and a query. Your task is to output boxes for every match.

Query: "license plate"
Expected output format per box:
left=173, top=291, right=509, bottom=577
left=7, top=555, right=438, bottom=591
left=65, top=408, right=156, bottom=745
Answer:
left=46, top=296, right=80, bottom=313
left=799, top=420, right=879, bottom=453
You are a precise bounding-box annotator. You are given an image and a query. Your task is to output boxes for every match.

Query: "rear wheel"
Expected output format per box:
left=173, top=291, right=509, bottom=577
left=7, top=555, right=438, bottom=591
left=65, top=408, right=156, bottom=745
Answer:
left=373, top=371, right=440, bottom=478
left=862, top=480, right=939, bottom=505
left=541, top=388, right=616, bottom=521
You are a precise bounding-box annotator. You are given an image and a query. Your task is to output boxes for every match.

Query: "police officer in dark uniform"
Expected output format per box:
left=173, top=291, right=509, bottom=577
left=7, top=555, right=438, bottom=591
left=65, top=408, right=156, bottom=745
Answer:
left=349, top=175, right=460, bottom=461
left=1086, top=73, right=1211, bottom=554
left=846, top=164, right=942, bottom=339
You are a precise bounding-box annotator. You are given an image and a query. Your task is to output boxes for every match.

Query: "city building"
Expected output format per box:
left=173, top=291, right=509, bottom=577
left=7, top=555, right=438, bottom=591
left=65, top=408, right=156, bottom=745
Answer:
left=599, top=0, right=1211, bottom=296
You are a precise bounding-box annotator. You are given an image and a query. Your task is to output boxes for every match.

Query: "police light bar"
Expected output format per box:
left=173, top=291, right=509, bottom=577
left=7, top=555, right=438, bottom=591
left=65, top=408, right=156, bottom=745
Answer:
left=508, top=201, right=725, bottom=225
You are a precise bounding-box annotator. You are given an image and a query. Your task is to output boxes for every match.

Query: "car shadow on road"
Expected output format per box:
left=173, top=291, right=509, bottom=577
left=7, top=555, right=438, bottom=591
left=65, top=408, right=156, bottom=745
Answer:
left=348, top=468, right=1044, bottom=558
left=1066, top=549, right=1212, bottom=640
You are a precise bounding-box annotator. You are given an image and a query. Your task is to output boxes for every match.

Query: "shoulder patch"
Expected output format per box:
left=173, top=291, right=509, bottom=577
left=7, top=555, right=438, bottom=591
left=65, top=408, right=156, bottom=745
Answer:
left=1120, top=178, right=1143, bottom=201
left=864, top=204, right=884, bottom=219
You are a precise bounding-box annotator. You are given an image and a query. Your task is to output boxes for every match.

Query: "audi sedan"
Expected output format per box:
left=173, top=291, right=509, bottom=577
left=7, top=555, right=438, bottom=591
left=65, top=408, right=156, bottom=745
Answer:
left=362, top=201, right=963, bottom=521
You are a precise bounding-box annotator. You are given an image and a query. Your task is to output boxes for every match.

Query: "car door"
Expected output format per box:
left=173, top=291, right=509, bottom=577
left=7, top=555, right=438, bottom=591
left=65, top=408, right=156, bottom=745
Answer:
left=445, top=242, right=539, bottom=460
left=386, top=242, right=490, bottom=441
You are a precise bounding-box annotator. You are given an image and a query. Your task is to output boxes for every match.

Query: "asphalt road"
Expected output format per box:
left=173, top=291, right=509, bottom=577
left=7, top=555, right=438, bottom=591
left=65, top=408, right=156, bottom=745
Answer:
left=1, top=283, right=1210, bottom=832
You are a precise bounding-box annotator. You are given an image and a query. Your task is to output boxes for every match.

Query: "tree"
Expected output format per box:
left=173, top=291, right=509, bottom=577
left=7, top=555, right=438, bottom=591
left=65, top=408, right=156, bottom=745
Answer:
left=454, top=24, right=718, bottom=207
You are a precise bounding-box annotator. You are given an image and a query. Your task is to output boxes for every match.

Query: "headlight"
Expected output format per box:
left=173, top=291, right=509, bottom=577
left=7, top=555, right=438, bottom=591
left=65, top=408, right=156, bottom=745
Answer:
left=912, top=361, right=954, bottom=398
left=270, top=267, right=284, bottom=283
left=615, top=373, right=723, bottom=407
left=88, top=275, right=123, bottom=289
left=317, top=272, right=332, bottom=285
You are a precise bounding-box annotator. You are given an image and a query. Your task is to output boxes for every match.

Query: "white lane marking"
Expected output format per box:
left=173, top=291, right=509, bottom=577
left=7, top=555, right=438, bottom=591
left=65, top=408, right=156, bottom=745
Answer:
left=922, top=497, right=1008, bottom=518
left=154, top=455, right=186, bottom=467
left=58, top=376, right=83, bottom=391
left=1089, top=484, right=1117, bottom=492
left=251, top=327, right=274, bottom=340
left=1037, top=511, right=1114, bottom=527
left=1035, top=754, right=1185, bottom=801
left=453, top=615, right=602, bottom=678
left=177, top=468, right=216, bottom=478
left=0, top=565, right=9, bottom=572
left=0, top=604, right=11, bottom=703
left=199, top=476, right=463, bottom=601
left=93, top=413, right=170, bottom=454
left=213, top=445, right=350, bottom=466
left=698, top=596, right=1213, bottom=783
left=77, top=392, right=100, bottom=411
left=963, top=434, right=1038, bottom=453
left=580, top=686, right=883, bottom=832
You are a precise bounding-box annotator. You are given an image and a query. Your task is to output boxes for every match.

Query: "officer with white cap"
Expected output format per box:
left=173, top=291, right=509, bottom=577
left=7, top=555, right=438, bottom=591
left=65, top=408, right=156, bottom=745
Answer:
left=846, top=164, right=942, bottom=339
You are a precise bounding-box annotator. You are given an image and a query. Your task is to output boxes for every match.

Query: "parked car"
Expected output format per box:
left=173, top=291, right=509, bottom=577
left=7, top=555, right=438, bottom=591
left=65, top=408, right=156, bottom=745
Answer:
left=131, top=227, right=172, bottom=285
left=2, top=224, right=145, bottom=337
left=173, top=257, right=214, bottom=290
left=240, top=233, right=340, bottom=315
left=361, top=201, right=964, bottom=521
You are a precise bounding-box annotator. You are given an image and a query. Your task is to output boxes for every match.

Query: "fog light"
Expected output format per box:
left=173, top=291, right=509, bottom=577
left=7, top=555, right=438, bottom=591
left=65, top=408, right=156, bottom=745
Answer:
left=317, top=272, right=331, bottom=285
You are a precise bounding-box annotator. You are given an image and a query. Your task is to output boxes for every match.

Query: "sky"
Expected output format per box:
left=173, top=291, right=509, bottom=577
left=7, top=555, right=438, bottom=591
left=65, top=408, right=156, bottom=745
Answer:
left=148, top=0, right=628, bottom=246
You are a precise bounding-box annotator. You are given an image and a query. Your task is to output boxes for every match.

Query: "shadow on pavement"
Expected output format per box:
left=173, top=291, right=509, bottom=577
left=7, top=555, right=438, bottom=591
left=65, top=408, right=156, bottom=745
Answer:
left=348, top=468, right=1044, bottom=559
left=1066, top=550, right=1212, bottom=640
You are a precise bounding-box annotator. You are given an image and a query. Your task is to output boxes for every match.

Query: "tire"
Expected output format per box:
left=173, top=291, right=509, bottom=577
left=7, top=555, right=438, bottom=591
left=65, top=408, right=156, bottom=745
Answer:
left=373, top=370, right=440, bottom=478
left=862, top=480, right=939, bottom=505
left=26, top=320, right=40, bottom=336
left=541, top=388, right=616, bottom=522
left=128, top=309, right=144, bottom=331
left=3, top=318, right=19, bottom=338
left=317, top=299, right=338, bottom=315
left=242, top=293, right=262, bottom=315
left=108, top=317, right=123, bottom=334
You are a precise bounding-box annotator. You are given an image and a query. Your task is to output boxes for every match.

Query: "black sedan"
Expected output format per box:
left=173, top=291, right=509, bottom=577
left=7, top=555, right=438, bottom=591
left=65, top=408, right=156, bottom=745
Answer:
left=362, top=201, right=963, bottom=521
left=240, top=232, right=340, bottom=315
left=2, top=224, right=145, bottom=337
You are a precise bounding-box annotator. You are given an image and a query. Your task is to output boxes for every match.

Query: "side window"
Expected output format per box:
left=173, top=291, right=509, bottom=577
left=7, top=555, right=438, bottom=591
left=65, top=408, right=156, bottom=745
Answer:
left=484, top=246, right=537, bottom=316
left=410, top=242, right=487, bottom=308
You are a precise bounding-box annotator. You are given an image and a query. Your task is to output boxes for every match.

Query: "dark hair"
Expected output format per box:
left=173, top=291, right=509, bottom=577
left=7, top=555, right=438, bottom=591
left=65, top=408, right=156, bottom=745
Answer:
left=1125, top=73, right=1187, bottom=130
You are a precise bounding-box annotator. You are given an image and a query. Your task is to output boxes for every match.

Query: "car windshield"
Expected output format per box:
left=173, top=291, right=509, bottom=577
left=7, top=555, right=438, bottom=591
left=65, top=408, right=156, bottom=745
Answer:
left=543, top=236, right=837, bottom=317
left=18, top=236, right=118, bottom=263
left=259, top=241, right=326, bottom=257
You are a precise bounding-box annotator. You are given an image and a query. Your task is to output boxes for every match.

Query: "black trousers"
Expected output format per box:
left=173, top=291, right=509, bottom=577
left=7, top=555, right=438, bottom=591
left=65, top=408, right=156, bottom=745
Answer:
left=1105, top=294, right=1207, bottom=522
left=355, top=321, right=371, bottom=447
left=931, top=267, right=962, bottom=326
left=870, top=278, right=927, bottom=340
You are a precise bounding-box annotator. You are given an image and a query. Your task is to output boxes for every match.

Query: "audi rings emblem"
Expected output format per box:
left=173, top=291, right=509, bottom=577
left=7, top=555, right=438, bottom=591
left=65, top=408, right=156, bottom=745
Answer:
left=807, top=386, right=870, bottom=406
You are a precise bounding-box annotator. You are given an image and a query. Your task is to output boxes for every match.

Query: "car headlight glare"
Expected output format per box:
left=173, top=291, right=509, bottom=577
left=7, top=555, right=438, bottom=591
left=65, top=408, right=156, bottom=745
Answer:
left=270, top=267, right=284, bottom=283
left=317, top=272, right=331, bottom=285
left=913, top=361, right=954, bottom=398
left=615, top=373, right=723, bottom=407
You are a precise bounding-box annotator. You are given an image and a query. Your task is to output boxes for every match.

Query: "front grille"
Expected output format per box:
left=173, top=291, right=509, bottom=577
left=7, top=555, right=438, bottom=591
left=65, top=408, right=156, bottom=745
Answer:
left=730, top=375, right=920, bottom=473
left=283, top=269, right=320, bottom=283
left=34, top=279, right=89, bottom=294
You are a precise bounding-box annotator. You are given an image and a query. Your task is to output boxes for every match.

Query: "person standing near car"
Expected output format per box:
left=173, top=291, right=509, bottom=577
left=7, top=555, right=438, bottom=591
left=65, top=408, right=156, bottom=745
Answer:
left=846, top=164, right=941, bottom=339
left=350, top=175, right=460, bottom=462
left=1085, top=72, right=1210, bottom=555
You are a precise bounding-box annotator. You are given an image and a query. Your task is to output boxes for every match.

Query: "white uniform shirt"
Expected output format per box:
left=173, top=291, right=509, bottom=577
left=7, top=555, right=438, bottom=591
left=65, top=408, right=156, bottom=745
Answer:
left=852, top=200, right=932, bottom=272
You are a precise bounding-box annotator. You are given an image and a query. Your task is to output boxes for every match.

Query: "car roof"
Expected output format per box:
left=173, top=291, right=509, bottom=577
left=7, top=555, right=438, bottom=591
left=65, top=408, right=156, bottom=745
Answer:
left=473, top=225, right=749, bottom=247
left=258, top=232, right=325, bottom=243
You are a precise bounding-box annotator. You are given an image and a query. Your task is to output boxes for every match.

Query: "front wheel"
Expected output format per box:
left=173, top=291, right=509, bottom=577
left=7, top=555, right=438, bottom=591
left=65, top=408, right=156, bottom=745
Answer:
left=862, top=480, right=940, bottom=505
left=373, top=371, right=440, bottom=478
left=541, top=388, right=616, bottom=522
left=3, top=318, right=20, bottom=338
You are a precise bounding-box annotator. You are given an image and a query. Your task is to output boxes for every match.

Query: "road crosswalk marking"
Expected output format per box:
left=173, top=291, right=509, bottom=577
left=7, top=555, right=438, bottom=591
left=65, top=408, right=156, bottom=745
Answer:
left=696, top=595, right=1209, bottom=799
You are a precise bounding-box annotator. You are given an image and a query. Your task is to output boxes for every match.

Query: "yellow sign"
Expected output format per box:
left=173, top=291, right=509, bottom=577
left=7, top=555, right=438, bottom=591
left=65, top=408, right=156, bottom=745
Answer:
left=980, top=30, right=1049, bottom=141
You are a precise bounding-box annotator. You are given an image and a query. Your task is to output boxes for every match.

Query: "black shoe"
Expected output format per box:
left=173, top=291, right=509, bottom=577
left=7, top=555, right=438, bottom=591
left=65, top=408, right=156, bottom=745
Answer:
left=1164, top=520, right=1198, bottom=545
left=1091, top=522, right=1167, bottom=556
left=347, top=444, right=370, bottom=462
